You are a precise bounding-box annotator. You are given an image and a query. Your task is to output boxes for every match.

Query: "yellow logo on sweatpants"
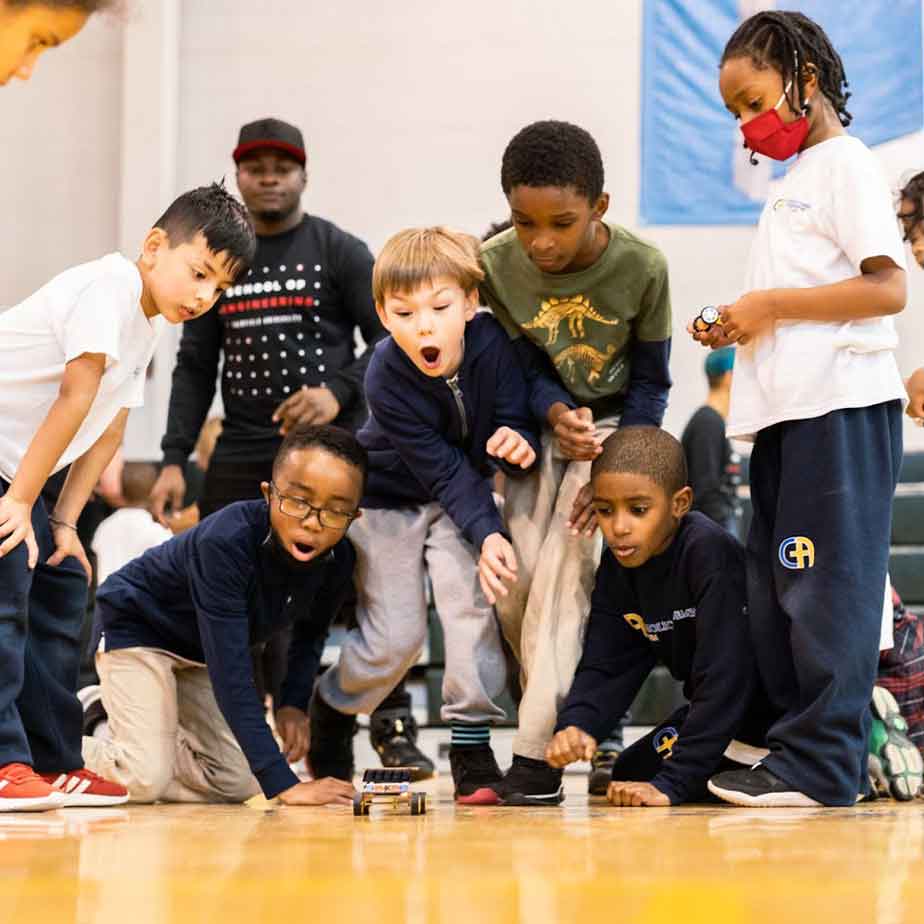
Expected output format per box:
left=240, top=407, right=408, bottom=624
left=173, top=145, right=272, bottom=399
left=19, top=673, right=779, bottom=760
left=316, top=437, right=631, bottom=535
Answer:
left=779, top=536, right=815, bottom=570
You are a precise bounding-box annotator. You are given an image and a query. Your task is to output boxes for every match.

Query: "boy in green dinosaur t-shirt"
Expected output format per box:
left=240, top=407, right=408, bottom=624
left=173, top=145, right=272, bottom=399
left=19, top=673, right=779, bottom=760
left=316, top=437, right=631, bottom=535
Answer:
left=479, top=120, right=672, bottom=806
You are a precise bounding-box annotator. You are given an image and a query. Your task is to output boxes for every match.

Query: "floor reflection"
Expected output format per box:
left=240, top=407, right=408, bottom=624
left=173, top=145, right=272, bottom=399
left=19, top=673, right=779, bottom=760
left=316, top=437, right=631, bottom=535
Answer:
left=1, top=779, right=922, bottom=924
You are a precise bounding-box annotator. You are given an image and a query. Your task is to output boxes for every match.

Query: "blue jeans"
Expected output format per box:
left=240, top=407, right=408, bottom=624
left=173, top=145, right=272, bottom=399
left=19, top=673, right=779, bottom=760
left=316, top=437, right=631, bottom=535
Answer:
left=0, top=479, right=88, bottom=772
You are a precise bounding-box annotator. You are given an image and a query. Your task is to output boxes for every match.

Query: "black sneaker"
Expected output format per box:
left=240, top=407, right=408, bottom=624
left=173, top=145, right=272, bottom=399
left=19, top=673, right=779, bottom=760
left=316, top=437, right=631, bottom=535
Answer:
left=307, top=694, right=357, bottom=781
left=707, top=765, right=821, bottom=807
left=497, top=754, right=564, bottom=806
left=588, top=747, right=621, bottom=796
left=77, top=685, right=108, bottom=736
left=369, top=708, right=435, bottom=781
left=449, top=745, right=503, bottom=805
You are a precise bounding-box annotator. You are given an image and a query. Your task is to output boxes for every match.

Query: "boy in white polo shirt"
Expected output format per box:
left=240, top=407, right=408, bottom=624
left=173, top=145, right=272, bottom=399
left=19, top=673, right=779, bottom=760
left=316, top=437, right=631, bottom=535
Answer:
left=0, top=183, right=255, bottom=812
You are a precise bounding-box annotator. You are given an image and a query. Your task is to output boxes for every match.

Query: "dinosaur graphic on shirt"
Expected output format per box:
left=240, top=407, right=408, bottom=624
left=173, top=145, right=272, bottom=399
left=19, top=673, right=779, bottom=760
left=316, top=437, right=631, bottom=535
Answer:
left=523, top=295, right=619, bottom=346
left=554, top=342, right=617, bottom=385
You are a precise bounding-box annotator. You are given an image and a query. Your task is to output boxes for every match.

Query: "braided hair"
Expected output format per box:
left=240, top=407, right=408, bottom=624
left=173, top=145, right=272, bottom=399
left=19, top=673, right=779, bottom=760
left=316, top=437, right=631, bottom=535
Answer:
left=722, top=10, right=852, bottom=128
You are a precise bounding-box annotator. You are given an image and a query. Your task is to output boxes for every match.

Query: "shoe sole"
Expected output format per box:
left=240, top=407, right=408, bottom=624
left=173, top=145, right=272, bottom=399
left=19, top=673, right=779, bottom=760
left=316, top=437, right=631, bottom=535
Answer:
left=0, top=793, right=65, bottom=812
left=57, top=793, right=130, bottom=808
left=706, top=779, right=820, bottom=808
left=871, top=687, right=924, bottom=801
left=498, top=786, right=565, bottom=807
left=455, top=787, right=501, bottom=806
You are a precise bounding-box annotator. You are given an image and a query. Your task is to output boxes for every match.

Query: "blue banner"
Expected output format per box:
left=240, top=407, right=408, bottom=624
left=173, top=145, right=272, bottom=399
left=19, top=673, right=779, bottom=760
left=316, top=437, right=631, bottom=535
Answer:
left=640, top=0, right=924, bottom=225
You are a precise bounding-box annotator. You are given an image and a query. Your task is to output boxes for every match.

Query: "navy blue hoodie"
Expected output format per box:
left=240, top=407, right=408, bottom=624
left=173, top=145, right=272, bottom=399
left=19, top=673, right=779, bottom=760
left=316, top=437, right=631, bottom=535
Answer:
left=96, top=500, right=355, bottom=799
left=557, top=512, right=770, bottom=804
left=359, top=312, right=541, bottom=550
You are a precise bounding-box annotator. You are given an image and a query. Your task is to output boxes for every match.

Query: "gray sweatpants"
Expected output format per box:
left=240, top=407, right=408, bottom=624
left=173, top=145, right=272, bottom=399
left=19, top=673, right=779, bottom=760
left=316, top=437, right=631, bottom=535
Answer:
left=319, top=503, right=507, bottom=724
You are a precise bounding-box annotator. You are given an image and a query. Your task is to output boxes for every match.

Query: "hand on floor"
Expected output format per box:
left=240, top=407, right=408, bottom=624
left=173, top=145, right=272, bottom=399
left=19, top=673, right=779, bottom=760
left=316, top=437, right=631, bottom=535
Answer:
left=607, top=781, right=670, bottom=807
left=278, top=778, right=355, bottom=806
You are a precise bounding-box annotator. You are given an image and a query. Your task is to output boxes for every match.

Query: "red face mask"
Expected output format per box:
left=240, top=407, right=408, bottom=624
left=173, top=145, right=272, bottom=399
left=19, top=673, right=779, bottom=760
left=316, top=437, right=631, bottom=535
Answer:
left=741, top=82, right=809, bottom=162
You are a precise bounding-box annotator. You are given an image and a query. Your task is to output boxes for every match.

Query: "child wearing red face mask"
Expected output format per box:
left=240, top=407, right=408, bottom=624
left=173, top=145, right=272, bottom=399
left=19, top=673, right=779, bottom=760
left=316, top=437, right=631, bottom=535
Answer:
left=692, top=11, right=908, bottom=808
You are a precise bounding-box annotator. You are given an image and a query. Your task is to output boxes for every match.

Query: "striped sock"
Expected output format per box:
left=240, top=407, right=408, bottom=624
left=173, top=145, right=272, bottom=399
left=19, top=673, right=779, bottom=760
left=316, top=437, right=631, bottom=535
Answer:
left=451, top=722, right=490, bottom=748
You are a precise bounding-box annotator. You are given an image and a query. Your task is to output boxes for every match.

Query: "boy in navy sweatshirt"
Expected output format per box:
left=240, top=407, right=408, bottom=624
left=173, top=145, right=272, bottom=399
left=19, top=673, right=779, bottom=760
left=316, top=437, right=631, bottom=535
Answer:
left=546, top=427, right=772, bottom=806
left=310, top=227, right=541, bottom=804
left=81, top=425, right=362, bottom=806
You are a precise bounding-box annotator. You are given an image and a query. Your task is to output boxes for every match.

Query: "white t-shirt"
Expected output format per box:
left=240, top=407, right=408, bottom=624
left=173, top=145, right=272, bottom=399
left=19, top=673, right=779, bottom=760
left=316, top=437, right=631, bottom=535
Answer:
left=727, top=136, right=907, bottom=441
left=0, top=253, right=162, bottom=482
left=91, top=507, right=172, bottom=584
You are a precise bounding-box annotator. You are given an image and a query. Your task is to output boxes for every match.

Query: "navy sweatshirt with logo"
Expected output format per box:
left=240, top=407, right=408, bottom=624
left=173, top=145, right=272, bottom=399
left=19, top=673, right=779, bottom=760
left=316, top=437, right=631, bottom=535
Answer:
left=359, top=312, right=541, bottom=551
left=95, top=500, right=355, bottom=799
left=556, top=512, right=768, bottom=804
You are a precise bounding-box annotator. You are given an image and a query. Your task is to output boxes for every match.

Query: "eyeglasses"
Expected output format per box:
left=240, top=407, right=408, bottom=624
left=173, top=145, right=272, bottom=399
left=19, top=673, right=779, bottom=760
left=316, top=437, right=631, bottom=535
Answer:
left=270, top=482, right=357, bottom=530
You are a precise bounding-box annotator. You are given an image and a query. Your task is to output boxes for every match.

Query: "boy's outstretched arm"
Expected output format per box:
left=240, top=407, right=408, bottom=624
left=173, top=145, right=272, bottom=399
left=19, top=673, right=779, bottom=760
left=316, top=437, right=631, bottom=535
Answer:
left=48, top=408, right=130, bottom=579
left=0, top=352, right=105, bottom=567
left=548, top=558, right=655, bottom=766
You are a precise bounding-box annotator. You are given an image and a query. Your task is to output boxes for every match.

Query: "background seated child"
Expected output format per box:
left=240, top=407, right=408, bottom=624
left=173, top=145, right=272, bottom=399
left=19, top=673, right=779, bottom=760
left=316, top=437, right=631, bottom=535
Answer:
left=310, top=227, right=541, bottom=805
left=81, top=425, right=361, bottom=807
left=546, top=428, right=773, bottom=806
left=92, top=462, right=173, bottom=585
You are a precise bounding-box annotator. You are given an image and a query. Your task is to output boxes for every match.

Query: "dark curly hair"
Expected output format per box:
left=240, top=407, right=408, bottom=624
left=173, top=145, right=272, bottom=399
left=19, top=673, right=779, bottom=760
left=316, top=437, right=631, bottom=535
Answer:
left=722, top=10, right=852, bottom=128
left=899, top=171, right=924, bottom=241
left=592, top=427, right=688, bottom=497
left=154, top=182, right=256, bottom=283
left=501, top=120, right=604, bottom=204
left=273, top=424, right=368, bottom=492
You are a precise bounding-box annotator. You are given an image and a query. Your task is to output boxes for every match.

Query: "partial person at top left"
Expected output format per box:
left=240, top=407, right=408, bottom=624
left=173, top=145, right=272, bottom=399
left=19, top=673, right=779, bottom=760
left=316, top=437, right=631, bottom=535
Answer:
left=0, top=0, right=113, bottom=85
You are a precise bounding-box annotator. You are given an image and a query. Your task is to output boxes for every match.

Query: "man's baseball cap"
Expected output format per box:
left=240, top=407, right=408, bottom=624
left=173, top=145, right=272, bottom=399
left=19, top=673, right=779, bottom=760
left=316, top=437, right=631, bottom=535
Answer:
left=233, top=118, right=306, bottom=166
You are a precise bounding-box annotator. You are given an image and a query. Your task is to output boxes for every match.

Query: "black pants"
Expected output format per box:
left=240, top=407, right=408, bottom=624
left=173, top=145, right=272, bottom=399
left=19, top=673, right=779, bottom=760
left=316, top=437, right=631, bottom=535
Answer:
left=200, top=459, right=412, bottom=714
left=747, top=401, right=902, bottom=805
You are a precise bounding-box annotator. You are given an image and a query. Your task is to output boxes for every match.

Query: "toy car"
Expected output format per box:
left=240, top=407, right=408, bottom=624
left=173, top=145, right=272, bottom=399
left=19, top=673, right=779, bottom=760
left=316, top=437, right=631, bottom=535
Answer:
left=353, top=768, right=427, bottom=816
left=693, top=305, right=721, bottom=333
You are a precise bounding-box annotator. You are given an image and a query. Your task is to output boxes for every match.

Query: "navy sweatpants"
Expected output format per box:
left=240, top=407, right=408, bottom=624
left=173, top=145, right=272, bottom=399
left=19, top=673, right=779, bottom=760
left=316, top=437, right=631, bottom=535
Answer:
left=0, top=479, right=88, bottom=772
left=747, top=401, right=902, bottom=805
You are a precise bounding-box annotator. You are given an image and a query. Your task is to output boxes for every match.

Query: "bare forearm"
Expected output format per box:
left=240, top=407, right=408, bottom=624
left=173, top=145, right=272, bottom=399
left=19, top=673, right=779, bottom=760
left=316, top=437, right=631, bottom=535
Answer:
left=7, top=393, right=98, bottom=507
left=55, top=410, right=128, bottom=523
left=769, top=266, right=906, bottom=324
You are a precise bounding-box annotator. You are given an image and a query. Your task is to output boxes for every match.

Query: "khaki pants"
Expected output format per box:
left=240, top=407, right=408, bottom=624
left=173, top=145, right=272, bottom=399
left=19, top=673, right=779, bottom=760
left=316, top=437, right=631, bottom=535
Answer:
left=496, top=422, right=617, bottom=760
left=82, top=647, right=260, bottom=804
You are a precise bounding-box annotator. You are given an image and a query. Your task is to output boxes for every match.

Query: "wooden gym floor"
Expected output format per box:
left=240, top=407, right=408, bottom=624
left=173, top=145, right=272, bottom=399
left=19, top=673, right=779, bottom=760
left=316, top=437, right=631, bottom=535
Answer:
left=4, top=767, right=924, bottom=924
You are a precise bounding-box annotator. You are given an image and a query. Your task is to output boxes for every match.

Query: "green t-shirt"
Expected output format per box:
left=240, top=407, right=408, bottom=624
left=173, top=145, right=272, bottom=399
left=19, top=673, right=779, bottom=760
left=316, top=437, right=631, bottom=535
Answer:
left=479, top=223, right=671, bottom=407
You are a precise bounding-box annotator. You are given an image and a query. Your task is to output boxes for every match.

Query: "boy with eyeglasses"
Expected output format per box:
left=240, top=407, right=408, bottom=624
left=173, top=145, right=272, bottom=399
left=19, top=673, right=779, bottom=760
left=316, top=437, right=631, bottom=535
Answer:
left=79, top=425, right=363, bottom=806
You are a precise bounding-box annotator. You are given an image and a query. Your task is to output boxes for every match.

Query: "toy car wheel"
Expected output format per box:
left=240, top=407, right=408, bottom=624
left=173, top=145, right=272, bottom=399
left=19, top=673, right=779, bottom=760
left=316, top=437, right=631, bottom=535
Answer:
left=353, top=794, right=365, bottom=816
left=410, top=792, right=426, bottom=815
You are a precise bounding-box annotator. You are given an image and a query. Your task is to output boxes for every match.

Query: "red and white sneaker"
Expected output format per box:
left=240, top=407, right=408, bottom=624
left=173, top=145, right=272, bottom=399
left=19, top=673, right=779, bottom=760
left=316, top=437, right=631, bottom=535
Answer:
left=0, top=763, right=64, bottom=812
left=41, top=769, right=129, bottom=807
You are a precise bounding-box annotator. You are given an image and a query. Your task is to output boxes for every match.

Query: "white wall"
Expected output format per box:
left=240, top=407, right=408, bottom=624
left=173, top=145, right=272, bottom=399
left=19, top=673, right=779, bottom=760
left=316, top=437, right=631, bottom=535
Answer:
left=4, top=0, right=923, bottom=459
left=1, top=14, right=123, bottom=304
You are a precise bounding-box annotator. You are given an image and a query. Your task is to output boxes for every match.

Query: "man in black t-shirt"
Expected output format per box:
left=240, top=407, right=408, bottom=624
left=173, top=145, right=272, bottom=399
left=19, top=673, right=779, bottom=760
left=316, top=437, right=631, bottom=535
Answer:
left=149, top=118, right=432, bottom=778
left=680, top=347, right=741, bottom=536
